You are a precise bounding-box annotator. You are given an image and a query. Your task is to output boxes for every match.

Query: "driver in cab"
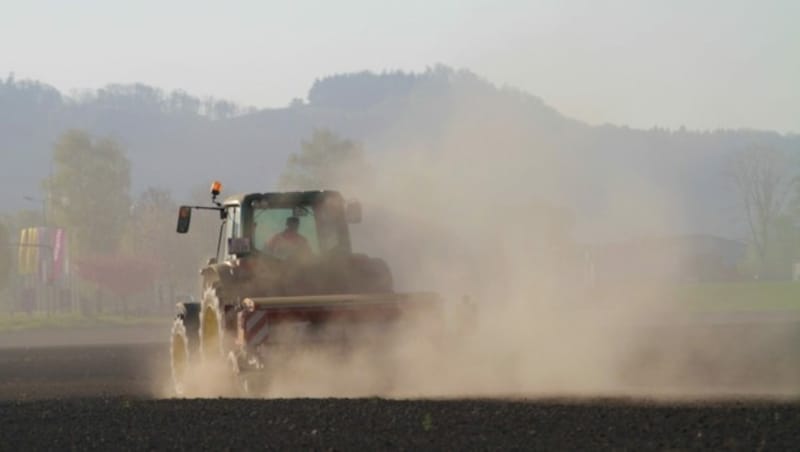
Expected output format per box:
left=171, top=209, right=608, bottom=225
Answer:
left=265, top=216, right=312, bottom=259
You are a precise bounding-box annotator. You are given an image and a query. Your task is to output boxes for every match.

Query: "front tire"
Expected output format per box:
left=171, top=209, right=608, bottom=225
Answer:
left=199, top=286, right=226, bottom=363
left=170, top=302, right=199, bottom=396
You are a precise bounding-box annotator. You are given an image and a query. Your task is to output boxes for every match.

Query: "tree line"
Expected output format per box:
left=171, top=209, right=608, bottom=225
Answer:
left=1, top=130, right=216, bottom=314
left=1, top=123, right=798, bottom=315
left=1, top=74, right=256, bottom=119
left=0, top=127, right=368, bottom=315
left=730, top=145, right=800, bottom=279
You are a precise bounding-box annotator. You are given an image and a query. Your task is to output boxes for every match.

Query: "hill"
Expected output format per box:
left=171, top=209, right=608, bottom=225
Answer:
left=2, top=67, right=798, bottom=242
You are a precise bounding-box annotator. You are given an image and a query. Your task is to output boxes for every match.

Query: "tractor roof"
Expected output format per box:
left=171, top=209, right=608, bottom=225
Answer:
left=223, top=190, right=343, bottom=207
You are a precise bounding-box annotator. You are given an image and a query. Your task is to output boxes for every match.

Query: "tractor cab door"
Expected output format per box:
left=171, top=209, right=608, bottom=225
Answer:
left=220, top=205, right=250, bottom=261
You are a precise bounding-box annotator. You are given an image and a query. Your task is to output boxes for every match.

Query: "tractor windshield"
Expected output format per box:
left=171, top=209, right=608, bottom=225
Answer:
left=249, top=194, right=348, bottom=259
left=253, top=207, right=320, bottom=257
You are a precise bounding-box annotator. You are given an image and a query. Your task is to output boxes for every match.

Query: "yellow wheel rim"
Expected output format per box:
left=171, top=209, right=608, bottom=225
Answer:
left=170, top=322, right=188, bottom=395
left=201, top=304, right=222, bottom=361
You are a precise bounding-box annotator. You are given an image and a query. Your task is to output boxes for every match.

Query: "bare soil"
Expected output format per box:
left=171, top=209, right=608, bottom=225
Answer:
left=0, top=341, right=797, bottom=450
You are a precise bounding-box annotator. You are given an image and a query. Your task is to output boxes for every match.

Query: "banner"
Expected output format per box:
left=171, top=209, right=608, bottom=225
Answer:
left=17, top=228, right=27, bottom=274
left=17, top=228, right=40, bottom=275
left=17, top=227, right=69, bottom=281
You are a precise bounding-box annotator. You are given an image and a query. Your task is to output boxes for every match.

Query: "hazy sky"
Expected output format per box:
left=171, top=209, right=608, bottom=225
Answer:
left=1, top=0, right=797, bottom=133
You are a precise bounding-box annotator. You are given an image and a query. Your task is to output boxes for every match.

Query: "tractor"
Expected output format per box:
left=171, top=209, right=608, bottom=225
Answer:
left=170, top=182, right=442, bottom=396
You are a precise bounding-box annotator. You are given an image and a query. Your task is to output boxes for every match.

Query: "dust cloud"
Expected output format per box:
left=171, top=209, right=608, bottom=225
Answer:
left=265, top=106, right=797, bottom=400
left=169, top=100, right=799, bottom=401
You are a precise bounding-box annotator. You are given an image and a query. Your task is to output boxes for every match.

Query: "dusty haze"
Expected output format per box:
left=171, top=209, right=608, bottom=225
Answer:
left=165, top=99, right=799, bottom=400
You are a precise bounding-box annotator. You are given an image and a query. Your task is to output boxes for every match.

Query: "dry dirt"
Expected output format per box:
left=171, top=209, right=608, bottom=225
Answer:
left=2, top=396, right=799, bottom=451
left=0, top=332, right=797, bottom=451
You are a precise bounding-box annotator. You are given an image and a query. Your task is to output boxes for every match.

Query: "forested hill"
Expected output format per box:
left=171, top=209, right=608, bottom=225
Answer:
left=2, top=67, right=798, bottom=241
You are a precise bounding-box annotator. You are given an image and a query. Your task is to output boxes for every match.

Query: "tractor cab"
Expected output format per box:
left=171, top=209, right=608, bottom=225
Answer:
left=177, top=181, right=364, bottom=270
left=221, top=190, right=362, bottom=262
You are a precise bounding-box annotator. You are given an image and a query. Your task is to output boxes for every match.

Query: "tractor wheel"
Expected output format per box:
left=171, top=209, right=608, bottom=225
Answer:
left=170, top=317, right=191, bottom=396
left=170, top=302, right=200, bottom=396
left=199, top=286, right=226, bottom=364
left=197, top=286, right=245, bottom=397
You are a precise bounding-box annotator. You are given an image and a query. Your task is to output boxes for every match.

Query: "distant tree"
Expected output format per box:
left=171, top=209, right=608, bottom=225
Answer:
left=0, top=77, right=63, bottom=114
left=168, top=90, right=202, bottom=116
left=308, top=70, right=418, bottom=109
left=43, top=130, right=131, bottom=258
left=96, top=83, right=165, bottom=112
left=125, top=187, right=177, bottom=259
left=203, top=98, right=242, bottom=119
left=730, top=145, right=794, bottom=272
left=278, top=129, right=370, bottom=190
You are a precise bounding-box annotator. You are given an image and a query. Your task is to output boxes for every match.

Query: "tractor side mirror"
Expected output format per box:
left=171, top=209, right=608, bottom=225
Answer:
left=177, top=206, right=192, bottom=233
left=345, top=200, right=362, bottom=224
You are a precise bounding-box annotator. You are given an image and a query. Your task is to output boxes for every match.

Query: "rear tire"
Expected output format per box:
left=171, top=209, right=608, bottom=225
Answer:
left=170, top=302, right=199, bottom=396
left=199, top=286, right=247, bottom=397
left=199, top=286, right=226, bottom=363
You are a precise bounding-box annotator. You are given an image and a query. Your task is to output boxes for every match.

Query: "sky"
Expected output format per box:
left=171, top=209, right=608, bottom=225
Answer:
left=1, top=0, right=798, bottom=133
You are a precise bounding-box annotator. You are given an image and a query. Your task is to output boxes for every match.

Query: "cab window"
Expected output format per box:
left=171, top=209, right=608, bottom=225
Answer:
left=253, top=207, right=320, bottom=257
left=222, top=206, right=240, bottom=258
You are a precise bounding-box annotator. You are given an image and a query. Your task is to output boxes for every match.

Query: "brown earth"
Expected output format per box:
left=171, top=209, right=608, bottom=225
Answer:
left=1, top=394, right=799, bottom=451
left=0, top=338, right=798, bottom=450
left=0, top=324, right=168, bottom=349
